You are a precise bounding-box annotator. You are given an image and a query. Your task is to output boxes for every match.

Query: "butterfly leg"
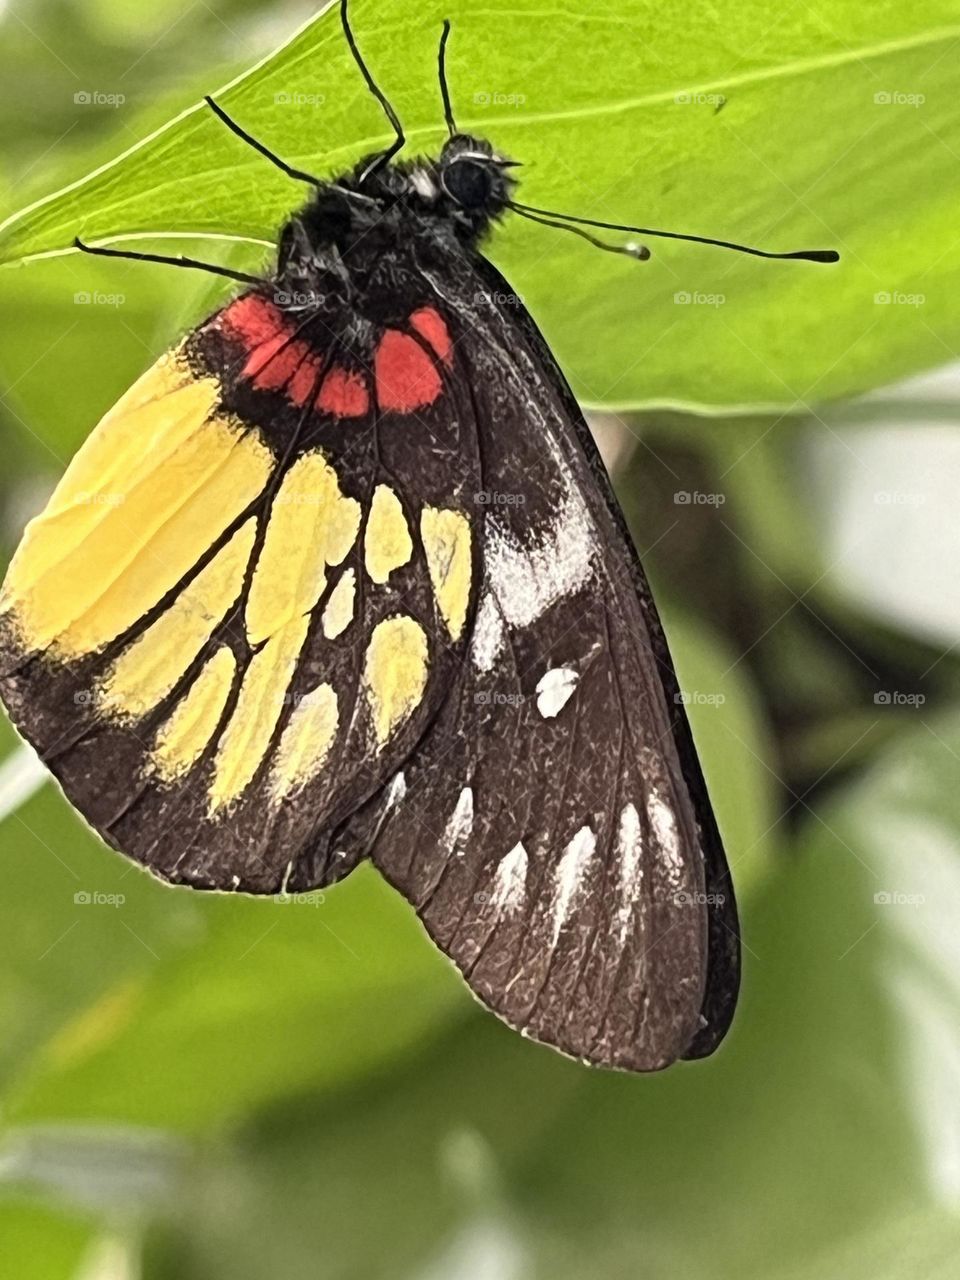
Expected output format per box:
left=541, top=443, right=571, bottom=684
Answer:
left=73, top=237, right=261, bottom=286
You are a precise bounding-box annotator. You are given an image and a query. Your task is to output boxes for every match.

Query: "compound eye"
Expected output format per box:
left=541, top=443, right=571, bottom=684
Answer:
left=443, top=159, right=493, bottom=209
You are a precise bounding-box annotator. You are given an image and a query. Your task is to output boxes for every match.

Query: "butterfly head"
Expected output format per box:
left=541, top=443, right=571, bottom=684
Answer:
left=326, top=133, right=518, bottom=247
left=355, top=134, right=518, bottom=233
left=436, top=134, right=517, bottom=214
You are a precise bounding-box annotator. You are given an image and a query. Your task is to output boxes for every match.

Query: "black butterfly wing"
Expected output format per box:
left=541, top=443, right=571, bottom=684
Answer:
left=334, top=255, right=739, bottom=1071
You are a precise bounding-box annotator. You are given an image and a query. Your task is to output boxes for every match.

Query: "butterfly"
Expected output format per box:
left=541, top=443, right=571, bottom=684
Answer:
left=0, top=0, right=838, bottom=1072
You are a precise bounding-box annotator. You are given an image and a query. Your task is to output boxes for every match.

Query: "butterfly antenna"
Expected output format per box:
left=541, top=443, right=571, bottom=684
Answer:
left=340, top=0, right=405, bottom=178
left=508, top=204, right=649, bottom=260
left=438, top=20, right=457, bottom=135
left=511, top=200, right=840, bottom=263
left=204, top=95, right=321, bottom=186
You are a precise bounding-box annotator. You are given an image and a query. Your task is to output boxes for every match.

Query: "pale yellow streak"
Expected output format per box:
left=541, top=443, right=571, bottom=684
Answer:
left=322, top=568, right=355, bottom=639
left=152, top=646, right=236, bottom=782
left=364, top=484, right=412, bottom=584
left=246, top=451, right=360, bottom=647
left=102, top=519, right=255, bottom=720
left=363, top=615, right=429, bottom=748
left=269, top=683, right=339, bottom=802
left=209, top=615, right=309, bottom=810
left=420, top=507, right=472, bottom=641
left=0, top=351, right=272, bottom=657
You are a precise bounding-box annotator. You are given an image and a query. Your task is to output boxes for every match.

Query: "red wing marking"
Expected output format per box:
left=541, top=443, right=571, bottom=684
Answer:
left=222, top=295, right=322, bottom=405
left=288, top=354, right=324, bottom=406
left=317, top=366, right=370, bottom=418
left=222, top=296, right=446, bottom=417
left=375, top=329, right=443, bottom=412
left=221, top=295, right=288, bottom=347
left=242, top=332, right=288, bottom=378
left=245, top=338, right=320, bottom=401
left=409, top=308, right=453, bottom=365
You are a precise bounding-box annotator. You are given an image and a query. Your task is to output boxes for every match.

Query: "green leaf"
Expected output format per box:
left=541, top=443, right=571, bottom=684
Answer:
left=0, top=253, right=241, bottom=464
left=1, top=0, right=958, bottom=410
left=4, top=860, right=464, bottom=1132
left=0, top=780, right=208, bottom=1095
left=657, top=606, right=779, bottom=883
left=0, top=729, right=463, bottom=1133
left=0, top=1202, right=93, bottom=1280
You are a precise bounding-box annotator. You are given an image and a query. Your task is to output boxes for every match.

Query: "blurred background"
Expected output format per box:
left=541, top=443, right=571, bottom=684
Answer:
left=1, top=0, right=959, bottom=1276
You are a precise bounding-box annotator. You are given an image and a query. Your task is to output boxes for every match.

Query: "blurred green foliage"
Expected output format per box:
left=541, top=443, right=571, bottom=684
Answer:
left=1, top=1, right=960, bottom=1277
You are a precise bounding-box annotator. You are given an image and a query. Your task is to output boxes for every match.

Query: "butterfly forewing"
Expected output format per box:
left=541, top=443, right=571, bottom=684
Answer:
left=0, top=294, right=475, bottom=892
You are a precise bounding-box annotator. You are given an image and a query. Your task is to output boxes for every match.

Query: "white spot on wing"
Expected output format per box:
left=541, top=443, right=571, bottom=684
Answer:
left=536, top=666, right=578, bottom=718
left=486, top=485, right=596, bottom=630
left=490, top=841, right=528, bottom=914
left=647, top=788, right=682, bottom=887
left=470, top=592, right=505, bottom=673
left=551, top=824, right=596, bottom=944
left=615, top=802, right=643, bottom=945
left=443, top=785, right=474, bottom=855
left=386, top=771, right=407, bottom=808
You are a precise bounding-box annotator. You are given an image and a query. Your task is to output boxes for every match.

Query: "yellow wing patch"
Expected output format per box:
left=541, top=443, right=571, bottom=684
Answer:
left=209, top=614, right=309, bottom=812
left=322, top=568, right=356, bottom=639
left=364, top=484, right=412, bottom=584
left=101, top=518, right=256, bottom=720
left=0, top=352, right=272, bottom=659
left=420, top=507, right=472, bottom=641
left=363, top=614, right=429, bottom=748
left=246, top=451, right=360, bottom=647
left=270, top=683, right=339, bottom=802
left=151, top=645, right=237, bottom=782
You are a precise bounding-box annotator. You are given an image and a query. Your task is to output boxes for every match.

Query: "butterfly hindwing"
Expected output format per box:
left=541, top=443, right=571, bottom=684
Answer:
left=335, top=254, right=739, bottom=1070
